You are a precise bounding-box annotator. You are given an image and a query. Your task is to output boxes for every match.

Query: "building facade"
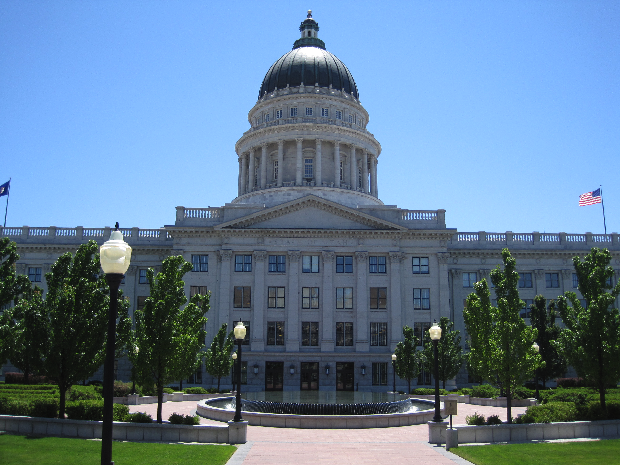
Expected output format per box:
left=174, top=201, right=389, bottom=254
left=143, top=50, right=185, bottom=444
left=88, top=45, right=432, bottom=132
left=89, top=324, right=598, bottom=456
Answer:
left=2, top=12, right=619, bottom=391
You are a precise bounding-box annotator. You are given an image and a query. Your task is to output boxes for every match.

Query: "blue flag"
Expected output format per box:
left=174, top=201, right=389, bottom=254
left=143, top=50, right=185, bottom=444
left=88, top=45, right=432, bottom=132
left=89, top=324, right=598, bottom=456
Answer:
left=0, top=180, right=9, bottom=197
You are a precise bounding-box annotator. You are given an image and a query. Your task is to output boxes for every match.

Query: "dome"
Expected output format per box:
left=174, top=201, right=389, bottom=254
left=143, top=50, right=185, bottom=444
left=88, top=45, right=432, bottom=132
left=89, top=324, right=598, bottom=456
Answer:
left=258, top=12, right=359, bottom=100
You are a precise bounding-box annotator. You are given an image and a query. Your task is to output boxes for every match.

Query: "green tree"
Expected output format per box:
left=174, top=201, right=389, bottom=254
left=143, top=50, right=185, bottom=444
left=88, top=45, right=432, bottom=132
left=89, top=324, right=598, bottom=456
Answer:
left=130, top=255, right=208, bottom=423
left=529, top=295, right=566, bottom=389
left=464, top=248, right=541, bottom=423
left=556, top=247, right=620, bottom=411
left=204, top=323, right=235, bottom=391
left=394, top=325, right=421, bottom=393
left=421, top=317, right=465, bottom=389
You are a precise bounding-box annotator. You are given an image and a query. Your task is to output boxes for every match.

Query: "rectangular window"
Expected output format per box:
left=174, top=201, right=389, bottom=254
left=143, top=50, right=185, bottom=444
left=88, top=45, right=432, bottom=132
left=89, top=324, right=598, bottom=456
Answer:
left=236, top=321, right=251, bottom=345
left=233, top=286, right=251, bottom=308
left=545, top=273, right=560, bottom=288
left=268, top=286, right=285, bottom=308
left=137, top=296, right=148, bottom=310
left=335, top=110, right=342, bottom=120
left=372, top=362, right=387, bottom=386
left=518, top=272, right=532, bottom=288
left=265, top=113, right=270, bottom=122
left=520, top=299, right=534, bottom=318
left=290, top=107, right=298, bottom=117
left=414, top=322, right=430, bottom=347
left=276, top=109, right=283, bottom=119
left=339, top=160, right=343, bottom=181
left=413, top=288, right=430, bottom=310
left=370, top=287, right=387, bottom=309
left=321, top=108, right=329, bottom=117
left=267, top=321, right=285, bottom=345
left=191, top=254, right=208, bottom=272
left=235, top=255, right=252, bottom=272
left=336, top=287, right=353, bottom=309
left=462, top=272, right=477, bottom=288
left=139, top=269, right=148, bottom=284
left=301, top=321, right=319, bottom=346
left=231, top=361, right=248, bottom=384
left=304, top=158, right=313, bottom=179
left=302, top=255, right=319, bottom=273
left=412, top=257, right=429, bottom=274
left=369, top=256, right=386, bottom=273
left=336, top=322, right=353, bottom=346
left=370, top=322, right=387, bottom=346
left=268, top=255, right=286, bottom=272
left=273, top=160, right=279, bottom=182
left=348, top=114, right=354, bottom=123
left=302, top=287, right=319, bottom=309
left=336, top=255, right=353, bottom=273
left=572, top=273, right=579, bottom=288
left=190, top=286, right=207, bottom=297
left=305, top=107, right=313, bottom=116
left=28, top=267, right=42, bottom=282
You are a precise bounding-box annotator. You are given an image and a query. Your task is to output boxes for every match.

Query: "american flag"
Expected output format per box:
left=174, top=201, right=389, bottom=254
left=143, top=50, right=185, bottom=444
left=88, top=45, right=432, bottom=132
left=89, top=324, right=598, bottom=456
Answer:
left=579, top=188, right=602, bottom=206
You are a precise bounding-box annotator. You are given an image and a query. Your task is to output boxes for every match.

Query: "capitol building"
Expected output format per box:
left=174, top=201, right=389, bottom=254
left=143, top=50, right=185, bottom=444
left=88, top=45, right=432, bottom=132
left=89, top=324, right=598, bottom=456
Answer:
left=3, top=12, right=618, bottom=391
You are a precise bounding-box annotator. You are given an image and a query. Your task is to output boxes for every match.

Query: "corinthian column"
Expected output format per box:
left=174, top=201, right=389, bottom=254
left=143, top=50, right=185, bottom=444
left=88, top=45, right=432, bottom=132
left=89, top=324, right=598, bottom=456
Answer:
left=260, top=143, right=267, bottom=189
left=334, top=141, right=341, bottom=188
left=296, top=138, right=303, bottom=186
left=316, top=139, right=322, bottom=187
left=240, top=154, right=247, bottom=195
left=349, top=145, right=357, bottom=190
left=277, top=140, right=284, bottom=187
left=363, top=150, right=369, bottom=194
left=248, top=149, right=255, bottom=192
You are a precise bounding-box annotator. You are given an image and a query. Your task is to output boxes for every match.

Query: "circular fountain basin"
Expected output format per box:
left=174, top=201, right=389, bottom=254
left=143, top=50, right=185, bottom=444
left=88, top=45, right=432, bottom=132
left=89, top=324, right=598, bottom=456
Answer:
left=197, top=391, right=439, bottom=428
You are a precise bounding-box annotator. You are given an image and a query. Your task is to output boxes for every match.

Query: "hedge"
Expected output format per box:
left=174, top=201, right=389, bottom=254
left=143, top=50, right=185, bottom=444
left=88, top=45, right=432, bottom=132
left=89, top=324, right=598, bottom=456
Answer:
left=65, top=400, right=128, bottom=421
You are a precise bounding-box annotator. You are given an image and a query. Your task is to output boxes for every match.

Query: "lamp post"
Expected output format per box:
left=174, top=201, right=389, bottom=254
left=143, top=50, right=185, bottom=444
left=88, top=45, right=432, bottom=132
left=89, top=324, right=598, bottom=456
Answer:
left=391, top=353, right=397, bottom=393
left=532, top=342, right=540, bottom=399
left=429, top=320, right=443, bottom=422
left=99, top=223, right=132, bottom=465
left=233, top=321, right=246, bottom=422
left=231, top=352, right=237, bottom=394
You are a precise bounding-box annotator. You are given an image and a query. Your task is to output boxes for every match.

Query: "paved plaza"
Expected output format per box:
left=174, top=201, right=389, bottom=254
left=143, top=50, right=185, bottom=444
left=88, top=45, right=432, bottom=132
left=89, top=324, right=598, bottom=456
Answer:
left=128, top=399, right=527, bottom=464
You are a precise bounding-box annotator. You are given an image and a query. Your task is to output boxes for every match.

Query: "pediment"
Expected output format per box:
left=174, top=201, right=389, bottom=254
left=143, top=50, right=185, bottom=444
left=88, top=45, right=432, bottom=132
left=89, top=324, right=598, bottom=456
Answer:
left=215, top=196, right=406, bottom=231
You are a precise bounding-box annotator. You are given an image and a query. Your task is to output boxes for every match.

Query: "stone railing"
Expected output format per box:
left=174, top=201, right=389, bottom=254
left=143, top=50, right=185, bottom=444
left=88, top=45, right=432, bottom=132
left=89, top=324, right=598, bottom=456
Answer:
left=451, top=231, right=620, bottom=249
left=0, top=226, right=172, bottom=245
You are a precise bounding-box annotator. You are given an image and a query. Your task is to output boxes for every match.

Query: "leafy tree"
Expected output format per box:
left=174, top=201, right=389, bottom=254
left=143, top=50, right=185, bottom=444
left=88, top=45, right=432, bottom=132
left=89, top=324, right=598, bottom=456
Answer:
left=394, top=325, right=421, bottom=393
left=204, top=323, right=234, bottom=391
left=130, top=255, right=208, bottom=423
left=464, top=248, right=541, bottom=423
left=529, top=295, right=566, bottom=389
left=421, top=316, right=465, bottom=389
left=556, top=247, right=620, bottom=411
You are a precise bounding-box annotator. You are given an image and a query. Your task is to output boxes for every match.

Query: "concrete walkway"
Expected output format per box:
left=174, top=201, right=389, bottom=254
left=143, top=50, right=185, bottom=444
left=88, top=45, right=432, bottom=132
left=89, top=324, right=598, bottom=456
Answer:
left=129, top=399, right=527, bottom=464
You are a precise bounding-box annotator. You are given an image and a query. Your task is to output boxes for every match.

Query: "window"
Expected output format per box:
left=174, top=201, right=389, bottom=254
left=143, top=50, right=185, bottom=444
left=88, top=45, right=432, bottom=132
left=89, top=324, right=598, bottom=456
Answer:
left=370, top=322, right=387, bottom=346
left=369, top=256, right=386, bottom=273
left=372, top=362, right=387, bottom=385
left=268, top=287, right=285, bottom=308
left=290, top=107, right=298, bottom=117
left=268, top=255, right=286, bottom=272
left=606, top=276, right=613, bottom=287
left=235, top=255, right=252, bottom=272
left=413, top=288, right=430, bottom=310
left=301, top=322, right=319, bottom=346
left=348, top=114, right=354, bottom=123
left=276, top=109, right=283, bottom=119
left=302, top=255, right=319, bottom=273
left=265, top=113, right=270, bottom=122
left=238, top=321, right=251, bottom=345
left=321, top=108, right=329, bottom=117
left=545, top=273, right=559, bottom=288
left=462, top=272, right=477, bottom=288
left=190, top=286, right=207, bottom=297
left=339, top=160, right=344, bottom=181
left=335, top=110, right=342, bottom=120
left=519, top=273, right=532, bottom=288
left=187, top=367, right=203, bottom=385
left=304, top=158, right=313, bottom=179
left=414, top=322, right=430, bottom=347
left=370, top=287, right=387, bottom=309
left=137, top=296, right=148, bottom=310
left=336, top=322, right=353, bottom=346
left=520, top=299, right=534, bottom=318
left=139, top=269, right=148, bottom=284
left=267, top=321, right=285, bottom=345
left=305, top=107, right=313, bottom=116
left=302, top=287, right=319, bottom=309
left=336, top=255, right=353, bottom=273
left=412, top=257, right=429, bottom=274
left=572, top=273, right=579, bottom=288
left=233, top=286, right=251, bottom=308
left=273, top=160, right=278, bottom=182
left=28, top=267, right=41, bottom=282
left=231, top=361, right=248, bottom=384
left=336, top=287, right=353, bottom=309
left=191, top=254, right=208, bottom=272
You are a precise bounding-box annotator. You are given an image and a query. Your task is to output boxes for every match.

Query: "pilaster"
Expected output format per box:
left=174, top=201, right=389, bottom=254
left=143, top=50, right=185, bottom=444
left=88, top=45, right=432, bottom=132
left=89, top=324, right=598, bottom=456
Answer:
left=315, top=139, right=322, bottom=187
left=260, top=143, right=268, bottom=189
left=355, top=251, right=369, bottom=352
left=286, top=251, right=301, bottom=351
left=321, top=251, right=335, bottom=351
left=252, top=251, right=267, bottom=351
left=217, top=250, right=233, bottom=331
left=277, top=140, right=284, bottom=187
left=389, top=251, right=403, bottom=347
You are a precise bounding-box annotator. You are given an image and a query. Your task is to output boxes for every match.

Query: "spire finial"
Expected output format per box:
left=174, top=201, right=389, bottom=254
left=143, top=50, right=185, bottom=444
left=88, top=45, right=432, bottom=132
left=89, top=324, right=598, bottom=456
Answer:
left=307, top=10, right=312, bottom=18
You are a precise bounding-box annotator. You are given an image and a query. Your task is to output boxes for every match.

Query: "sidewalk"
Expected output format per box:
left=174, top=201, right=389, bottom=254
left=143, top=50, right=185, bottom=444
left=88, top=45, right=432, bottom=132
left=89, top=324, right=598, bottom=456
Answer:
left=129, top=400, right=527, bottom=464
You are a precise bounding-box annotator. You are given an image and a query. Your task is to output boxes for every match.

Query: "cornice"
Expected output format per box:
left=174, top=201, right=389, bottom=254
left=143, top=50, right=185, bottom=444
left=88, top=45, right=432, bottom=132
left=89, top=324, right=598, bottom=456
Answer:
left=16, top=244, right=172, bottom=255
left=448, top=249, right=620, bottom=260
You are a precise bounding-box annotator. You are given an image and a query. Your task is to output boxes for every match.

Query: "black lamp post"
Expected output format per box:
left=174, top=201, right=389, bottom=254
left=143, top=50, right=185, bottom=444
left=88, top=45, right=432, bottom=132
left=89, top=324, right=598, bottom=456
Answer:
left=391, top=353, right=397, bottom=393
left=429, top=320, right=443, bottom=422
left=233, top=321, right=246, bottom=422
left=231, top=352, right=237, bottom=394
left=532, top=342, right=540, bottom=399
left=99, top=223, right=132, bottom=465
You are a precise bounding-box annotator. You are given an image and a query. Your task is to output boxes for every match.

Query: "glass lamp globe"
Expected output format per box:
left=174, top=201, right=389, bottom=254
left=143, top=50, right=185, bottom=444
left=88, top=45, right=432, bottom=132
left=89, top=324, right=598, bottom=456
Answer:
left=100, top=227, right=132, bottom=274
left=429, top=322, right=442, bottom=341
left=234, top=321, right=247, bottom=340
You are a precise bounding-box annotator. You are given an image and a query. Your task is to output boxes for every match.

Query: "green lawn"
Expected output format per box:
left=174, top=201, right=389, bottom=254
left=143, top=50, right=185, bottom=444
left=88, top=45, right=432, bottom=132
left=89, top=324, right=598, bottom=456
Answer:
left=451, top=439, right=620, bottom=465
left=0, top=434, right=237, bottom=465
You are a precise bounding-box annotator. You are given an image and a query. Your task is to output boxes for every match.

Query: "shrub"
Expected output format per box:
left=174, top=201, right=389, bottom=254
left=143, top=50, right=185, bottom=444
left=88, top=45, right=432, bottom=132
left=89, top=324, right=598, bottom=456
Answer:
left=410, top=388, right=449, bottom=396
left=30, top=398, right=60, bottom=418
left=471, top=384, right=499, bottom=399
left=485, top=414, right=502, bottom=425
left=65, top=400, right=129, bottom=421
left=113, top=381, right=133, bottom=397
left=163, top=388, right=175, bottom=394
left=539, top=387, right=595, bottom=405
left=4, top=373, right=50, bottom=385
left=183, top=387, right=209, bottom=395
left=0, top=396, right=58, bottom=417
left=556, top=378, right=589, bottom=388
left=125, top=411, right=153, bottom=423
left=458, top=388, right=472, bottom=396
left=466, top=412, right=486, bottom=426
left=512, top=386, right=535, bottom=400
left=68, top=385, right=102, bottom=401
left=520, top=402, right=578, bottom=423
left=576, top=401, right=620, bottom=421
left=168, top=413, right=200, bottom=425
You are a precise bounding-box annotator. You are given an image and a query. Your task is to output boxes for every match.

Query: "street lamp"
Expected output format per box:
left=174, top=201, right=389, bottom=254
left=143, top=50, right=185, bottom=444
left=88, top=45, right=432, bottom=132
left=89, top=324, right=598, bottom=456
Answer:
left=99, top=223, right=132, bottom=465
left=391, top=353, right=397, bottom=393
left=532, top=342, right=540, bottom=399
left=231, top=352, right=237, bottom=393
left=233, top=321, right=246, bottom=422
left=429, top=320, right=443, bottom=422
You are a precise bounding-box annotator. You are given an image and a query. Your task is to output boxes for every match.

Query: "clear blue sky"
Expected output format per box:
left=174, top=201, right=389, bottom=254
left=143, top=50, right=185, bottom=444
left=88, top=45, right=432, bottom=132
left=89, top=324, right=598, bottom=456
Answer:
left=1, top=1, right=618, bottom=234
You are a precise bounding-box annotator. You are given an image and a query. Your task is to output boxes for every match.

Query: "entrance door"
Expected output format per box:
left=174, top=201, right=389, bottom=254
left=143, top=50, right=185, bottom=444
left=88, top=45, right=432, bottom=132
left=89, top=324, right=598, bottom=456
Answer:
left=300, top=362, right=319, bottom=390
left=336, top=362, right=354, bottom=391
left=265, top=361, right=284, bottom=391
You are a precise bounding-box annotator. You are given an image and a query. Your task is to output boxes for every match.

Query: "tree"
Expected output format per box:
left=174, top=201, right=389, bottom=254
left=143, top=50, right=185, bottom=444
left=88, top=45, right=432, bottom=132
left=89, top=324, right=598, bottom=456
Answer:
left=43, top=240, right=130, bottom=418
left=556, top=247, right=620, bottom=411
left=204, top=323, right=235, bottom=391
left=130, top=255, right=208, bottom=423
left=529, top=295, right=566, bottom=389
left=394, top=325, right=421, bottom=393
left=421, top=316, right=465, bottom=389
left=464, top=248, right=541, bottom=423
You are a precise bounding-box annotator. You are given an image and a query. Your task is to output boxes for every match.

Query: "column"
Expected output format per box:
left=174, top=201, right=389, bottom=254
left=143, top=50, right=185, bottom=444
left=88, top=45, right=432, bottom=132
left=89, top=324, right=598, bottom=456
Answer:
left=287, top=251, right=301, bottom=351
left=217, top=250, right=233, bottom=331
left=260, top=144, right=267, bottom=189
left=321, top=251, right=335, bottom=351
left=355, top=251, right=369, bottom=352
left=296, top=138, right=303, bottom=186
left=248, top=149, right=255, bottom=192
left=349, top=145, right=356, bottom=190
left=334, top=141, right=341, bottom=188
left=370, top=154, right=377, bottom=197
left=437, top=252, right=451, bottom=323
left=277, top=140, right=284, bottom=187
left=240, top=154, right=247, bottom=195
left=363, top=150, right=369, bottom=194
left=315, top=139, right=322, bottom=187
left=252, top=251, right=267, bottom=351
left=389, top=252, right=403, bottom=349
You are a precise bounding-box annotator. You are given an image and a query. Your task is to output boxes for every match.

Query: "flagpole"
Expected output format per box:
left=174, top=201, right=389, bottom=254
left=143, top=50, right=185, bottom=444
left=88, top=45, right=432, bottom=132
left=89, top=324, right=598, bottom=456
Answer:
left=3, top=178, right=10, bottom=228
left=600, top=185, right=607, bottom=235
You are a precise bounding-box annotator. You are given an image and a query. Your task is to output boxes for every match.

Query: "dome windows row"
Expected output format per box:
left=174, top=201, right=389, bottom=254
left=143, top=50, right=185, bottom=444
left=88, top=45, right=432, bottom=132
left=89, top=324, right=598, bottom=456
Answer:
left=251, top=104, right=365, bottom=129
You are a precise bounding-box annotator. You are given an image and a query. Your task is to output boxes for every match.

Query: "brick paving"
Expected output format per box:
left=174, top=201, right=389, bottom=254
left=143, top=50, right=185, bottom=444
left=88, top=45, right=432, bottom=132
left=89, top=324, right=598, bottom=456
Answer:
left=129, top=399, right=527, bottom=464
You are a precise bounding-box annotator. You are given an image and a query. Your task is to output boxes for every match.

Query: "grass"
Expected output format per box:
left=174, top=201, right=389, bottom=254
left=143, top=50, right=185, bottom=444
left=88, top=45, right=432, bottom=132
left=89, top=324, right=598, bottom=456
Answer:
left=450, top=439, right=620, bottom=465
left=0, top=434, right=237, bottom=465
